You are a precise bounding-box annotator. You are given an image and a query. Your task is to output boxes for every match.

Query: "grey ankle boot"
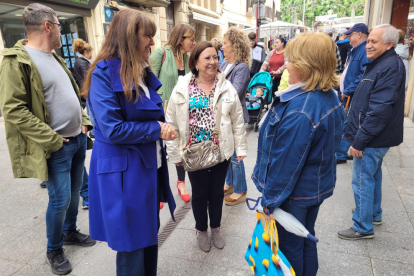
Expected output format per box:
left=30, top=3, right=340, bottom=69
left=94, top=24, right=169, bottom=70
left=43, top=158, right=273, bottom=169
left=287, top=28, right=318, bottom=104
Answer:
left=211, top=227, right=225, bottom=249
left=196, top=230, right=211, bottom=252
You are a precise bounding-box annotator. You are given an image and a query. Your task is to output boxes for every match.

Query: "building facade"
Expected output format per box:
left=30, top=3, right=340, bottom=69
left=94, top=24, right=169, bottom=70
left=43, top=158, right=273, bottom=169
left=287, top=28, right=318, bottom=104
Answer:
left=363, top=0, right=414, bottom=120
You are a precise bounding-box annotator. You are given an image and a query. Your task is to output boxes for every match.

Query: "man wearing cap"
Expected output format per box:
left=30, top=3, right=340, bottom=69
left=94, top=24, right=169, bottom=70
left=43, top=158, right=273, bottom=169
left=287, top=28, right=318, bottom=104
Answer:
left=338, top=24, right=405, bottom=240
left=323, top=27, right=342, bottom=74
left=336, top=28, right=352, bottom=72
left=335, top=23, right=371, bottom=164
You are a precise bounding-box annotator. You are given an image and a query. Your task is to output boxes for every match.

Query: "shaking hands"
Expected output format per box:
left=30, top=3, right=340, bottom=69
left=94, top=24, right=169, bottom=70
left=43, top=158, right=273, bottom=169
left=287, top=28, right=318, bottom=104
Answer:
left=158, top=122, right=177, bottom=141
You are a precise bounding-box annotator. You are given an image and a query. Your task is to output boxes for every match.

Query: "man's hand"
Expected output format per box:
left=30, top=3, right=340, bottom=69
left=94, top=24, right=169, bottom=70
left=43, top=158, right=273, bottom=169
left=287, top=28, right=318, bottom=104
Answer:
left=350, top=146, right=363, bottom=158
left=175, top=162, right=183, bottom=167
left=341, top=92, right=349, bottom=100
left=82, top=125, right=88, bottom=135
left=236, top=156, right=246, bottom=162
left=62, top=138, right=69, bottom=143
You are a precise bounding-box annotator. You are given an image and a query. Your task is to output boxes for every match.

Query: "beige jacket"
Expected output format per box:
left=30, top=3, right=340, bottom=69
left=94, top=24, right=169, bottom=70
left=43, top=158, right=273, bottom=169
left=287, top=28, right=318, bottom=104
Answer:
left=165, top=72, right=247, bottom=164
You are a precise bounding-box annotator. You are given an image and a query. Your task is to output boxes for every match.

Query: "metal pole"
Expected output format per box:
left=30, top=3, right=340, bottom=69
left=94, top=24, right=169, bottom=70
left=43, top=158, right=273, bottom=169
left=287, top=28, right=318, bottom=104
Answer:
left=302, top=0, right=306, bottom=26
left=257, top=0, right=260, bottom=43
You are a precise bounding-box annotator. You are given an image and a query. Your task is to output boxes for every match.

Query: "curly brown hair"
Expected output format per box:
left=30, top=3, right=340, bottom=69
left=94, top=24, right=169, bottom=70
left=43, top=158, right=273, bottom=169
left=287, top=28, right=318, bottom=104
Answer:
left=223, top=27, right=251, bottom=67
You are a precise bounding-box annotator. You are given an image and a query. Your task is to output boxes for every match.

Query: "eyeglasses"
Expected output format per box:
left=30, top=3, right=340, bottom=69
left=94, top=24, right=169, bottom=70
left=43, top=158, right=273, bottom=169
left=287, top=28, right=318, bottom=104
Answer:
left=348, top=32, right=358, bottom=37
left=202, top=56, right=219, bottom=62
left=47, top=21, right=62, bottom=31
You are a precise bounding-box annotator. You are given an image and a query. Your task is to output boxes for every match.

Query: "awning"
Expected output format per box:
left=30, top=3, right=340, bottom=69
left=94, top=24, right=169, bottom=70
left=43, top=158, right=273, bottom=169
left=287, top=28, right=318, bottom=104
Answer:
left=192, top=12, right=225, bottom=26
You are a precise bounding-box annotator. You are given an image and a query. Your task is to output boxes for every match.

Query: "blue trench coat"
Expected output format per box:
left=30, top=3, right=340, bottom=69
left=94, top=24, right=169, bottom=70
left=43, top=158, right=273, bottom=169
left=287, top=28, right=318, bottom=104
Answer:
left=88, top=59, right=176, bottom=252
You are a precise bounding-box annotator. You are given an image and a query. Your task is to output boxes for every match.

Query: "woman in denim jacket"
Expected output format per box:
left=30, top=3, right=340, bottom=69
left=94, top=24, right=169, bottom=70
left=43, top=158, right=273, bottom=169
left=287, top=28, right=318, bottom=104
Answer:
left=252, top=33, right=344, bottom=276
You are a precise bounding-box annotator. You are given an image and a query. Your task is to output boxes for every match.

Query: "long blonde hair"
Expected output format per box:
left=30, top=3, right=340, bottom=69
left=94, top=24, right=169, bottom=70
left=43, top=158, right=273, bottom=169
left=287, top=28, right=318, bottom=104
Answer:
left=81, top=10, right=156, bottom=102
left=165, top=23, right=196, bottom=65
left=285, top=33, right=339, bottom=91
left=223, top=27, right=251, bottom=66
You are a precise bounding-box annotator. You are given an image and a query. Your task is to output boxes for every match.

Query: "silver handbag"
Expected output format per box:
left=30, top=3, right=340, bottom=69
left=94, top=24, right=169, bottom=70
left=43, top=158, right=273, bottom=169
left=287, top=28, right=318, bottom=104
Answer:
left=182, top=99, right=223, bottom=172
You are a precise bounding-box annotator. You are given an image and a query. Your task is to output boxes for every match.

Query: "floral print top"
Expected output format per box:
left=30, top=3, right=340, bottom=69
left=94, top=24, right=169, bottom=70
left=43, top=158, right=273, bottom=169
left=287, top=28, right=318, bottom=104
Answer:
left=188, top=75, right=218, bottom=145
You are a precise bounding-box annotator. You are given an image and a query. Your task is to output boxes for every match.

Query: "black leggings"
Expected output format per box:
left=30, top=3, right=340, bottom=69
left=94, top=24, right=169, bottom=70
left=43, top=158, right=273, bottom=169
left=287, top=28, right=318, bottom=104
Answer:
left=176, top=165, right=185, bottom=182
left=272, top=77, right=281, bottom=100
left=187, top=160, right=231, bottom=231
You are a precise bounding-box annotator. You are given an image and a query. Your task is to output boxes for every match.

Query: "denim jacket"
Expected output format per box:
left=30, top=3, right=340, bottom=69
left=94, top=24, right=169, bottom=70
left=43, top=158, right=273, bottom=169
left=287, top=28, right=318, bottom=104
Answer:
left=252, top=87, right=344, bottom=215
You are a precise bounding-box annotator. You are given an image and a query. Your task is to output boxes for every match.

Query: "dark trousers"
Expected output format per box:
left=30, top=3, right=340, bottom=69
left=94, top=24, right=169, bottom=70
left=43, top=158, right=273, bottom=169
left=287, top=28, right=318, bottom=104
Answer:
left=272, top=77, right=281, bottom=93
left=277, top=201, right=322, bottom=276
left=187, top=160, right=230, bottom=231
left=176, top=165, right=186, bottom=182
left=116, top=169, right=161, bottom=276
left=116, top=245, right=158, bottom=276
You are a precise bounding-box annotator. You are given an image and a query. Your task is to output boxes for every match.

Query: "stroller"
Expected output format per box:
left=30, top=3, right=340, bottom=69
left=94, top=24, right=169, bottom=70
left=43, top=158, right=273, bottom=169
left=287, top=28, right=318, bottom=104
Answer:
left=246, top=72, right=273, bottom=132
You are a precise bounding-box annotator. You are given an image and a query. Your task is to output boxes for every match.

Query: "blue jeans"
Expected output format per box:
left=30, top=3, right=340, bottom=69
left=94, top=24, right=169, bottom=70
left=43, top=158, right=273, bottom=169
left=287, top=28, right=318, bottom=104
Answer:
left=87, top=98, right=95, bottom=136
left=46, top=133, right=87, bottom=252
left=80, top=167, right=89, bottom=199
left=352, top=147, right=389, bottom=234
left=225, top=151, right=247, bottom=193
left=335, top=117, right=351, bottom=160
left=277, top=201, right=322, bottom=276
left=116, top=244, right=158, bottom=276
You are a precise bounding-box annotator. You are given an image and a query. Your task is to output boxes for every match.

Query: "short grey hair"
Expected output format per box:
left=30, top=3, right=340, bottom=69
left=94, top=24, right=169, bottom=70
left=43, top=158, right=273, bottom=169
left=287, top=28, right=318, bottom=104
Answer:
left=373, top=24, right=399, bottom=48
left=23, top=3, right=57, bottom=35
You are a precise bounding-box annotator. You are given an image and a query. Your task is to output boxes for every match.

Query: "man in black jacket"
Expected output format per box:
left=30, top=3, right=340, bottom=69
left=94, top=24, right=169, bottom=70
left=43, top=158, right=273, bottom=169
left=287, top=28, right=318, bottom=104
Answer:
left=248, top=32, right=266, bottom=78
left=338, top=24, right=405, bottom=240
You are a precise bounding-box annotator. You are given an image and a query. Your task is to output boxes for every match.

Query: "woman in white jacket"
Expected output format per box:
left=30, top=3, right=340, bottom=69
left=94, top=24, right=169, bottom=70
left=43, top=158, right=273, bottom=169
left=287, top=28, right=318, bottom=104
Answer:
left=166, top=41, right=247, bottom=252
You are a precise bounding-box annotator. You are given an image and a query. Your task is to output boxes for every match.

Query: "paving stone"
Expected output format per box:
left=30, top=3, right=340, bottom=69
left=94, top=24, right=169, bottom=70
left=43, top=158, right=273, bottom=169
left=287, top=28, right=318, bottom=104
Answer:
left=204, top=235, right=249, bottom=269
left=0, top=225, right=29, bottom=248
left=12, top=264, right=64, bottom=276
left=197, top=263, right=252, bottom=276
left=389, top=167, right=414, bottom=180
left=221, top=212, right=257, bottom=239
left=159, top=228, right=208, bottom=262
left=0, top=258, right=26, bottom=276
left=316, top=205, right=354, bottom=227
left=401, top=194, right=414, bottom=213
left=394, top=179, right=414, bottom=195
left=367, top=231, right=414, bottom=264
left=70, top=242, right=115, bottom=276
left=318, top=250, right=373, bottom=276
left=315, top=224, right=369, bottom=256
left=0, top=223, right=47, bottom=264
left=372, top=258, right=414, bottom=276
left=403, top=139, right=414, bottom=148
left=381, top=191, right=407, bottom=212
left=157, top=254, right=201, bottom=276
left=375, top=211, right=414, bottom=235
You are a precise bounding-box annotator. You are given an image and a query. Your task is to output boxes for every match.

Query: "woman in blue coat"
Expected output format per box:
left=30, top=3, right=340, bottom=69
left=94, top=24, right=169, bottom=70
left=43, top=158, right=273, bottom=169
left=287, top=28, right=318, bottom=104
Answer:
left=81, top=10, right=176, bottom=276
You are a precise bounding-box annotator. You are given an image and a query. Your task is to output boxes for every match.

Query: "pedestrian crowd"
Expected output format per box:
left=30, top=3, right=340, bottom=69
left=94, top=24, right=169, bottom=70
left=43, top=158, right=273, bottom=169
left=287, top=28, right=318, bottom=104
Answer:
left=0, top=3, right=409, bottom=276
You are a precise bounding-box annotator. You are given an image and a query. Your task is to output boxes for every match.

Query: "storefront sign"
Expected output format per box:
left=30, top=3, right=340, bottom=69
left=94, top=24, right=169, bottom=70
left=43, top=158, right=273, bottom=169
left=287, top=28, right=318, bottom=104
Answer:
left=45, top=0, right=100, bottom=10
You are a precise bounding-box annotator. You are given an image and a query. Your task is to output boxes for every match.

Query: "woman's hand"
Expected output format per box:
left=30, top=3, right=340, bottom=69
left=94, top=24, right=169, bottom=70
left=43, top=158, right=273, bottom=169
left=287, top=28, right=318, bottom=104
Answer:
left=265, top=214, right=275, bottom=221
left=158, top=122, right=177, bottom=141
left=236, top=156, right=245, bottom=162
left=175, top=162, right=183, bottom=166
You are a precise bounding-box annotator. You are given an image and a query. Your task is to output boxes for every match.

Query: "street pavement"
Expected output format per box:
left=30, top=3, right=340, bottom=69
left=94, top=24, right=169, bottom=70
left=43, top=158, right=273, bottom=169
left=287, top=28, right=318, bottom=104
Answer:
left=1, top=116, right=414, bottom=276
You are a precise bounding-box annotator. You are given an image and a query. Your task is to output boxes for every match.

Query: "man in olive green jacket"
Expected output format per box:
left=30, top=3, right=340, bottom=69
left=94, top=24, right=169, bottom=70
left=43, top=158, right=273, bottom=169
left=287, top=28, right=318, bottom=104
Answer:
left=0, top=4, right=94, bottom=275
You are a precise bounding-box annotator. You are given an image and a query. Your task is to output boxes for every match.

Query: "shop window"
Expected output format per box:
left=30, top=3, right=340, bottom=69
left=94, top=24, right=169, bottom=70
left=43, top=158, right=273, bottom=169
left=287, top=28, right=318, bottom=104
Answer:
left=0, top=3, right=87, bottom=72
left=56, top=16, right=88, bottom=71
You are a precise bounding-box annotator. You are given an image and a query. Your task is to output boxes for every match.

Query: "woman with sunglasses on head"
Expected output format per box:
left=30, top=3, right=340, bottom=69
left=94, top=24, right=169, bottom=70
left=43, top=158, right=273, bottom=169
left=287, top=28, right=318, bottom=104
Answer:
left=150, top=23, right=196, bottom=205
left=166, top=41, right=247, bottom=252
left=220, top=27, right=251, bottom=206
